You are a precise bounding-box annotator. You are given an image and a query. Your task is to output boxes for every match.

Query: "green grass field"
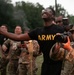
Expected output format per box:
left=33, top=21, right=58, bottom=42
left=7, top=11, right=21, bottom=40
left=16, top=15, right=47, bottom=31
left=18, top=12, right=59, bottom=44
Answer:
left=36, top=54, right=43, bottom=75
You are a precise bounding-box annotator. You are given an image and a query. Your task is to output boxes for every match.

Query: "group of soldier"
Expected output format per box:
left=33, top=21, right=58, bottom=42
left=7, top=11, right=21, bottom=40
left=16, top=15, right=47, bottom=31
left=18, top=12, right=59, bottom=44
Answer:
left=0, top=25, right=41, bottom=75
left=0, top=13, right=74, bottom=75
left=51, top=15, right=74, bottom=75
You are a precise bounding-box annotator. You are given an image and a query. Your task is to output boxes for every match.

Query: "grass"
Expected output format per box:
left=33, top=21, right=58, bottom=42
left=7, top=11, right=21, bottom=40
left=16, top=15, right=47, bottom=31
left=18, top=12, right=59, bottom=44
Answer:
left=36, top=54, right=43, bottom=75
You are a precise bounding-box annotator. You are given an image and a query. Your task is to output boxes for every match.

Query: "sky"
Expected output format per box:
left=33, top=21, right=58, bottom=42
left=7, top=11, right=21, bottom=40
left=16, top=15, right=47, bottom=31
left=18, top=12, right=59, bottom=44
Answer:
left=11, top=0, right=74, bottom=15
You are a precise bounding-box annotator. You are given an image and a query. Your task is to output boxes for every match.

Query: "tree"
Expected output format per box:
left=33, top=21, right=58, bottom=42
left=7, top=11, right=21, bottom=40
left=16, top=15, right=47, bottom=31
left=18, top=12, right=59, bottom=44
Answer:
left=54, top=4, right=69, bottom=17
left=15, top=1, right=44, bottom=29
left=13, top=8, right=28, bottom=31
left=0, top=0, right=13, bottom=26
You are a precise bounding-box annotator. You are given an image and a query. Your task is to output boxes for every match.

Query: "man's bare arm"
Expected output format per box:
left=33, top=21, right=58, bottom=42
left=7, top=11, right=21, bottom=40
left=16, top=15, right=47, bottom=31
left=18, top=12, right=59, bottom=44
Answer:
left=0, top=28, right=31, bottom=41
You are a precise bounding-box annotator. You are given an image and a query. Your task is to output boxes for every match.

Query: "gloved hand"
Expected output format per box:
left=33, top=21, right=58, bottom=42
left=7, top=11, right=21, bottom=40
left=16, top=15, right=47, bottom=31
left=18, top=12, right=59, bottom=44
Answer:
left=62, top=36, right=72, bottom=51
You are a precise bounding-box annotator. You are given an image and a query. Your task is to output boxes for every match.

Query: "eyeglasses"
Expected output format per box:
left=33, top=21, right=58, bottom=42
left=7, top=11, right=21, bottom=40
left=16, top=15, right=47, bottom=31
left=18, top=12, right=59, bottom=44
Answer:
left=56, top=20, right=62, bottom=23
left=42, top=9, right=52, bottom=14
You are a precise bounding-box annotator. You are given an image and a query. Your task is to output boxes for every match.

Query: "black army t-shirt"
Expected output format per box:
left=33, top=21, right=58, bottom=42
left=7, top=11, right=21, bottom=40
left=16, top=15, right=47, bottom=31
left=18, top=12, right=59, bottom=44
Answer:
left=28, top=24, right=64, bottom=75
left=28, top=24, right=64, bottom=63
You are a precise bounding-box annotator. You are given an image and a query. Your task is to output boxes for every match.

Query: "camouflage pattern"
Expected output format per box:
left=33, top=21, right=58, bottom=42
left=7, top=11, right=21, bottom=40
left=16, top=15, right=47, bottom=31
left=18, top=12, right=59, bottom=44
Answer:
left=0, top=35, right=8, bottom=75
left=0, top=57, right=9, bottom=70
left=60, top=21, right=74, bottom=75
left=18, top=64, right=28, bottom=75
left=0, top=45, right=9, bottom=75
left=49, top=41, right=74, bottom=75
left=18, top=46, right=29, bottom=75
left=18, top=40, right=40, bottom=75
left=61, top=42, right=74, bottom=75
left=49, top=43, right=65, bottom=61
left=3, top=39, right=21, bottom=75
left=7, top=59, right=18, bottom=75
left=27, top=40, right=40, bottom=75
left=0, top=57, right=9, bottom=75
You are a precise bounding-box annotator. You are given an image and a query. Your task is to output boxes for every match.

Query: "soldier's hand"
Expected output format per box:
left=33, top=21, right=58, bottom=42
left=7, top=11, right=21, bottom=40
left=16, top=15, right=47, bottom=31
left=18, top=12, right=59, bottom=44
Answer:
left=62, top=37, right=72, bottom=51
left=2, top=45, right=7, bottom=52
left=12, top=43, right=17, bottom=50
left=28, top=40, right=33, bottom=53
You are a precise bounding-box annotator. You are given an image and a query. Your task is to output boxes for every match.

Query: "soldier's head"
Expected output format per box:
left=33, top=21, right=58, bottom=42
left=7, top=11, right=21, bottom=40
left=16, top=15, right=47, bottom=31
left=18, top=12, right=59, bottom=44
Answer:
left=41, top=7, right=55, bottom=22
left=69, top=25, right=74, bottom=40
left=0, top=24, right=8, bottom=32
left=14, top=25, right=22, bottom=34
left=55, top=16, right=63, bottom=26
left=62, top=17, right=69, bottom=25
left=63, top=17, right=70, bottom=31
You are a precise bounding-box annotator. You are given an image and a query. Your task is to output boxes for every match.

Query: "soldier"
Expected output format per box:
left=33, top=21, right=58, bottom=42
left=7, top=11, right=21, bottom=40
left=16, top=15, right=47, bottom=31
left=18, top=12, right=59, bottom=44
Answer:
left=60, top=25, right=74, bottom=75
left=49, top=25, right=74, bottom=75
left=26, top=40, right=40, bottom=75
left=2, top=25, right=22, bottom=75
left=55, top=16, right=63, bottom=26
left=18, top=41, right=28, bottom=75
left=18, top=29, right=40, bottom=75
left=0, top=7, right=65, bottom=75
left=0, top=24, right=8, bottom=75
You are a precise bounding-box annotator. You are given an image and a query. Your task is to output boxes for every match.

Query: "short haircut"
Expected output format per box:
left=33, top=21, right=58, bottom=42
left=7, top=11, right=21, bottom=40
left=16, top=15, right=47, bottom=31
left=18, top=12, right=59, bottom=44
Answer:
left=1, top=24, right=8, bottom=28
left=46, top=7, right=55, bottom=16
